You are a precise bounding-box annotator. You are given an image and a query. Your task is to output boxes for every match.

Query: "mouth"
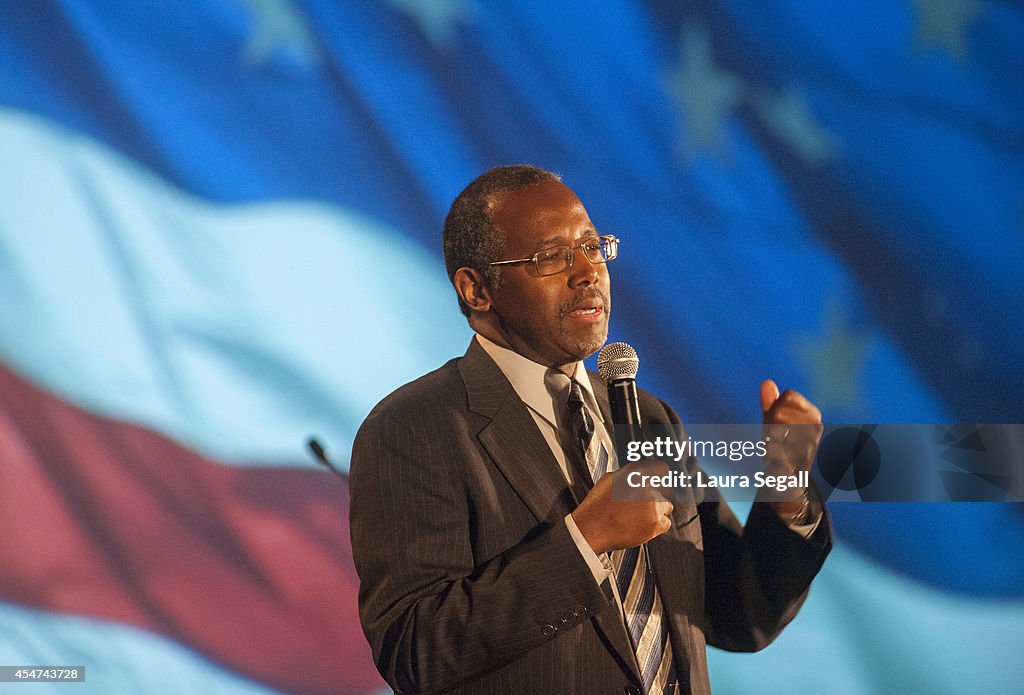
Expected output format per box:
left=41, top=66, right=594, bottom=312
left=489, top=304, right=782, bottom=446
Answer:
left=565, top=305, right=604, bottom=323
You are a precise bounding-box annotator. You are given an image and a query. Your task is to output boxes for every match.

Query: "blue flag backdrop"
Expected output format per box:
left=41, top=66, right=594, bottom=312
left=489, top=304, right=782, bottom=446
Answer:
left=1, top=1, right=1022, bottom=693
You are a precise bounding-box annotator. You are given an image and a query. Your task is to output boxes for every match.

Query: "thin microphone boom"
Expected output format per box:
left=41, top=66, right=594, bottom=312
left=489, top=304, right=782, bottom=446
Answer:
left=307, top=436, right=345, bottom=477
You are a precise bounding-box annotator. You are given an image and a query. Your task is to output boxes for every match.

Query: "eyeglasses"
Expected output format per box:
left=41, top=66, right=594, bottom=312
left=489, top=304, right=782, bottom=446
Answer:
left=488, top=235, right=619, bottom=277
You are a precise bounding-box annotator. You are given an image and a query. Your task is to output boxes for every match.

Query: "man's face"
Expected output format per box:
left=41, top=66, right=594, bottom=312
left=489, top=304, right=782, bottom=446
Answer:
left=486, top=180, right=611, bottom=368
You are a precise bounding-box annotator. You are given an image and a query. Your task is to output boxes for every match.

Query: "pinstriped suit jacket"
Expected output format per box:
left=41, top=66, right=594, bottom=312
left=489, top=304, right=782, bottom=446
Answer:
left=349, top=339, right=831, bottom=695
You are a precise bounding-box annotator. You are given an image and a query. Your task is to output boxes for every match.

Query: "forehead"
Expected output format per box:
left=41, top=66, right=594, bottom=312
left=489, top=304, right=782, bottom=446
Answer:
left=489, top=180, right=594, bottom=251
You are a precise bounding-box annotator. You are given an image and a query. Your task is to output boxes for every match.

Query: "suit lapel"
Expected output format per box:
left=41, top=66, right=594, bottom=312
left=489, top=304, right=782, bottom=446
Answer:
left=646, top=535, right=697, bottom=686
left=589, top=371, right=614, bottom=430
left=459, top=339, right=576, bottom=523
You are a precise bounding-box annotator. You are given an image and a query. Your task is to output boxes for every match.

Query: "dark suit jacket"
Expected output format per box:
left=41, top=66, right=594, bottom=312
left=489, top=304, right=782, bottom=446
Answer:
left=349, top=339, right=831, bottom=695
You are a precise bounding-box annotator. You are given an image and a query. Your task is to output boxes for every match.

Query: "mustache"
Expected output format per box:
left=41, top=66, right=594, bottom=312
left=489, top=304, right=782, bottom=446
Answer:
left=559, top=289, right=610, bottom=317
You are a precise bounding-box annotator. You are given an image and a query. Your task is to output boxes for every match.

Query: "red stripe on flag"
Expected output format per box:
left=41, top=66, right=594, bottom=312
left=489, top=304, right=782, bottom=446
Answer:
left=0, top=360, right=385, bottom=695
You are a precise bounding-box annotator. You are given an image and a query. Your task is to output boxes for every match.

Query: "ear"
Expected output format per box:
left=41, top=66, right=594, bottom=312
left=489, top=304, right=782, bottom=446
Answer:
left=453, top=267, right=493, bottom=313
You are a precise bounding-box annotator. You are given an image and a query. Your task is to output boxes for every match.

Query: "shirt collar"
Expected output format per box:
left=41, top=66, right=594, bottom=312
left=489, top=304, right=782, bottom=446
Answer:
left=475, top=333, right=604, bottom=428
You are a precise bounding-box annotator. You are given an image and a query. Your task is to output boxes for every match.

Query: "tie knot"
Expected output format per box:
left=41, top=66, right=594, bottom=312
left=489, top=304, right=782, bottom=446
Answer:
left=543, top=371, right=582, bottom=405
left=544, top=371, right=591, bottom=438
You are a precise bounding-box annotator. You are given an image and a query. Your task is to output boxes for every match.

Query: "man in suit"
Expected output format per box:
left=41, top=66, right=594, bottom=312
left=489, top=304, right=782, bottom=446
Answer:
left=349, top=165, right=831, bottom=695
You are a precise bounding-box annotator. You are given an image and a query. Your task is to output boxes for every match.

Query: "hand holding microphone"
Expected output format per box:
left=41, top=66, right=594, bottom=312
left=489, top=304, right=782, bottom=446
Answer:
left=571, top=342, right=675, bottom=554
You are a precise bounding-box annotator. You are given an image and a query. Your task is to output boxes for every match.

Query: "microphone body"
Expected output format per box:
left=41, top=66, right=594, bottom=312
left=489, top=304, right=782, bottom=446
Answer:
left=606, top=379, right=642, bottom=439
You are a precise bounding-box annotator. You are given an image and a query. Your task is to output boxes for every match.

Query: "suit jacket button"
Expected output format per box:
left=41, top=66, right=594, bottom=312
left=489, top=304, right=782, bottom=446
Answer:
left=541, top=624, right=556, bottom=637
left=572, top=605, right=587, bottom=618
left=624, top=685, right=642, bottom=695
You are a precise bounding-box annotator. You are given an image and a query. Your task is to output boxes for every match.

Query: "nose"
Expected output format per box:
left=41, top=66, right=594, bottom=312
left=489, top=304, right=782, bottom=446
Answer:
left=566, top=244, right=602, bottom=288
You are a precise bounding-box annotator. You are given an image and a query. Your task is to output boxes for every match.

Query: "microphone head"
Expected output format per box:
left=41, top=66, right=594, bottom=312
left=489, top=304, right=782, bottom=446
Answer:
left=598, top=342, right=639, bottom=383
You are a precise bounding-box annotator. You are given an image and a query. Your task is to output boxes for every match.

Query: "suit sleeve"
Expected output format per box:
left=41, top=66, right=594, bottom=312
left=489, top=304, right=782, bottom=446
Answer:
left=656, top=397, right=832, bottom=652
left=349, top=405, right=615, bottom=694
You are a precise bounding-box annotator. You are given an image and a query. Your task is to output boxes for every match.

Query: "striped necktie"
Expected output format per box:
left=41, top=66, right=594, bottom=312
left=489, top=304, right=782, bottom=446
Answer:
left=565, top=380, right=679, bottom=695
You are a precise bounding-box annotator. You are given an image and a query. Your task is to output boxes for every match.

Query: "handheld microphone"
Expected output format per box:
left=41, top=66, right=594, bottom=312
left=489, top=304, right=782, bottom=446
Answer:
left=597, top=342, right=642, bottom=448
